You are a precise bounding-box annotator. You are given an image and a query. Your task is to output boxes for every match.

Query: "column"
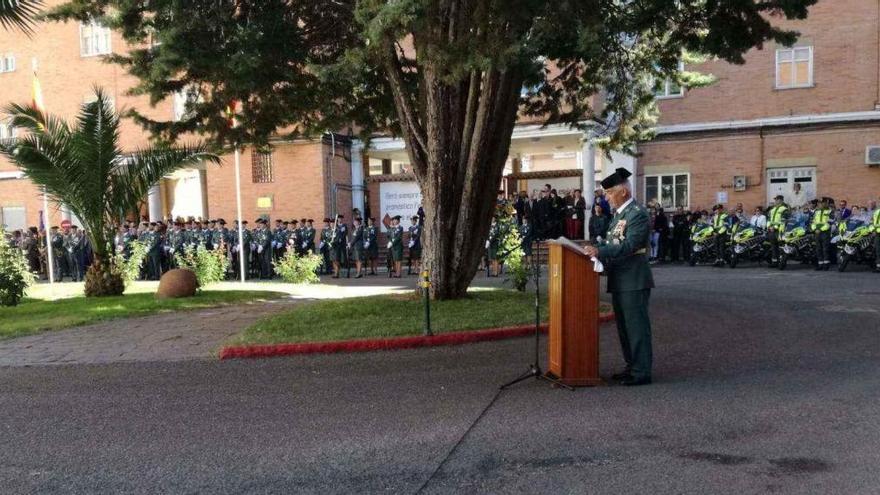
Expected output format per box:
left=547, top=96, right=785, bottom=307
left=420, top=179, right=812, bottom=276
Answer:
left=351, top=139, right=366, bottom=214
left=578, top=132, right=596, bottom=240
left=148, top=184, right=162, bottom=222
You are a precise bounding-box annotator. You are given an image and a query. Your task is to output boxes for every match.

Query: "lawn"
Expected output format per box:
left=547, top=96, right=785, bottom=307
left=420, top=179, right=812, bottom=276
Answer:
left=228, top=289, right=613, bottom=346
left=0, top=290, right=286, bottom=340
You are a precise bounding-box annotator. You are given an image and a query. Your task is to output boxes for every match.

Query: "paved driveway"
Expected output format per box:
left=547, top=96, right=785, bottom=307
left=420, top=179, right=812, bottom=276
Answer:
left=1, top=265, right=879, bottom=494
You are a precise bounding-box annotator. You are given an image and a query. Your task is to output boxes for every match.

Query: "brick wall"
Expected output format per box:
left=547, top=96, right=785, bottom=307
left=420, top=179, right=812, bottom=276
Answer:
left=639, top=126, right=880, bottom=211
left=657, top=0, right=880, bottom=125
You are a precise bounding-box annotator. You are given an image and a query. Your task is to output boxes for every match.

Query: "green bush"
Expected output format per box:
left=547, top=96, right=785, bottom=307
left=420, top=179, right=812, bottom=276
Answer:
left=0, top=231, right=35, bottom=306
left=174, top=245, right=229, bottom=288
left=274, top=250, right=322, bottom=284
left=493, top=205, right=529, bottom=291
left=112, top=239, right=149, bottom=285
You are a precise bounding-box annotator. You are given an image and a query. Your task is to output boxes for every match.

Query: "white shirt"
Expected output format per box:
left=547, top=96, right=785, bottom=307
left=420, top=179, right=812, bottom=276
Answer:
left=614, top=198, right=635, bottom=216
left=750, top=214, right=767, bottom=229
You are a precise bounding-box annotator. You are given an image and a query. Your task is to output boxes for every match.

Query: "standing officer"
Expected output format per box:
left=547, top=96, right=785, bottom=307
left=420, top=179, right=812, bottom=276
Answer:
left=767, top=195, right=789, bottom=267
left=365, top=217, right=379, bottom=275
left=584, top=168, right=654, bottom=386
left=319, top=219, right=333, bottom=274
left=63, top=225, right=84, bottom=282
left=330, top=214, right=348, bottom=278
left=167, top=221, right=185, bottom=268
left=253, top=218, right=273, bottom=279
left=388, top=215, right=404, bottom=278
left=303, top=219, right=316, bottom=254
left=407, top=215, right=422, bottom=275
left=350, top=217, right=366, bottom=278
left=812, top=197, right=833, bottom=271
left=711, top=204, right=731, bottom=267
left=49, top=226, right=65, bottom=281
left=143, top=223, right=162, bottom=280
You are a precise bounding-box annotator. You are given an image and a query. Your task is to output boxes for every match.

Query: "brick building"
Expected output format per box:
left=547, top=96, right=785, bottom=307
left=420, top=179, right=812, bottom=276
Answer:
left=640, top=0, right=880, bottom=212
left=2, top=0, right=878, bottom=233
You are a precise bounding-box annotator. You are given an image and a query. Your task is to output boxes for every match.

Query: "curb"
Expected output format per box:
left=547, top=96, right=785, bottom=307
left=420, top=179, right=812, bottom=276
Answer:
left=218, top=312, right=615, bottom=360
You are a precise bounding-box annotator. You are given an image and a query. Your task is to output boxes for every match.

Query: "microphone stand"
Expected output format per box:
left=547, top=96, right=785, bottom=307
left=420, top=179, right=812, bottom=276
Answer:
left=500, top=238, right=573, bottom=391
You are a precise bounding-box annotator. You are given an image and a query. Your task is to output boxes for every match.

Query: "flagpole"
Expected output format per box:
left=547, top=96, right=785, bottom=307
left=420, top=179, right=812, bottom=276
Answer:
left=42, top=188, right=55, bottom=286
left=234, top=145, right=246, bottom=283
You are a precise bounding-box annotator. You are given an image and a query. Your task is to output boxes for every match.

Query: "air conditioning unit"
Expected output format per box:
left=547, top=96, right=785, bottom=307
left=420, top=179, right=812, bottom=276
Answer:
left=733, top=175, right=747, bottom=192
left=865, top=145, right=880, bottom=166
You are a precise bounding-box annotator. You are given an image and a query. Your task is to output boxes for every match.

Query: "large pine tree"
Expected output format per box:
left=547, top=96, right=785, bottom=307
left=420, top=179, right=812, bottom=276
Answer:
left=47, top=0, right=816, bottom=298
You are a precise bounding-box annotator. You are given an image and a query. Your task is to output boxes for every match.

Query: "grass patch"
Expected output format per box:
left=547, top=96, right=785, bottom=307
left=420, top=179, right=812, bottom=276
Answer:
left=230, top=289, right=612, bottom=346
left=0, top=290, right=285, bottom=340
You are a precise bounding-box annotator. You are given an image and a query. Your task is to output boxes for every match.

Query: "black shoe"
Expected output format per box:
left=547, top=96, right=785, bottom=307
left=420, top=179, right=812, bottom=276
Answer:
left=620, top=376, right=652, bottom=386
left=611, top=371, right=632, bottom=381
left=815, top=265, right=823, bottom=271
left=355, top=274, right=363, bottom=279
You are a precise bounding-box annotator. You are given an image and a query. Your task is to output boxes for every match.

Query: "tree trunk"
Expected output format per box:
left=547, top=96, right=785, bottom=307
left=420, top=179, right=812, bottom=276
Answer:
left=382, top=37, right=524, bottom=299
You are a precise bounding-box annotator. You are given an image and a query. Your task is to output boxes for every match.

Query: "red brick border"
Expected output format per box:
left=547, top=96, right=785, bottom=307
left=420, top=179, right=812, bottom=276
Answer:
left=218, top=312, right=615, bottom=360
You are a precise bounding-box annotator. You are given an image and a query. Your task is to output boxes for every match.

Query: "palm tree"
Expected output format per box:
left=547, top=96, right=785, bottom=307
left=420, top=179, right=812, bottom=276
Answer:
left=0, top=0, right=42, bottom=33
left=0, top=88, right=219, bottom=296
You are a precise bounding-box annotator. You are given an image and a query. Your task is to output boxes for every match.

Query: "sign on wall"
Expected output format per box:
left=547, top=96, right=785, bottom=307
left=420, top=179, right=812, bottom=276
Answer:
left=379, top=181, right=423, bottom=232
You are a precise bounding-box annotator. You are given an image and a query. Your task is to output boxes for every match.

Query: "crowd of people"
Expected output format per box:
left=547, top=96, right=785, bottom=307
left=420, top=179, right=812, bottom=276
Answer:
left=4, top=211, right=429, bottom=282
left=627, top=196, right=879, bottom=270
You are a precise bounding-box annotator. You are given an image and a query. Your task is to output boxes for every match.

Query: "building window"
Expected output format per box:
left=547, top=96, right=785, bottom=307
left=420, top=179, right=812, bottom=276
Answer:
left=251, top=150, right=274, bottom=183
left=776, top=46, right=813, bottom=89
left=172, top=88, right=202, bottom=122
left=0, top=54, right=15, bottom=73
left=0, top=206, right=26, bottom=231
left=652, top=61, right=684, bottom=99
left=80, top=21, right=112, bottom=57
left=645, top=173, right=689, bottom=209
left=0, top=120, right=16, bottom=140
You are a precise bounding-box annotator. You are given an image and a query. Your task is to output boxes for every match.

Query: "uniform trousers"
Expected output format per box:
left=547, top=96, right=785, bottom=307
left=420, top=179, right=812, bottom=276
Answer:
left=815, top=231, right=831, bottom=264
left=611, top=289, right=653, bottom=380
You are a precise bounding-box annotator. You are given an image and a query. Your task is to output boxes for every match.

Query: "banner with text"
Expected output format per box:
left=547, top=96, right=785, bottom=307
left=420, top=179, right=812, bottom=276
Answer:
left=379, top=181, right=422, bottom=232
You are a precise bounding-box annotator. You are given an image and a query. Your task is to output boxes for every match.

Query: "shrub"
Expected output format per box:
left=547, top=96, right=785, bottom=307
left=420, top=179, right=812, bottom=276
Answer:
left=0, top=231, right=35, bottom=306
left=174, top=245, right=229, bottom=288
left=494, top=207, right=530, bottom=292
left=274, top=250, right=322, bottom=284
left=113, top=239, right=149, bottom=285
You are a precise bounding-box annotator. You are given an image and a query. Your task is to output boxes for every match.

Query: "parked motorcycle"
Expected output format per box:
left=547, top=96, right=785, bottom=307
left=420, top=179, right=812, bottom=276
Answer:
left=729, top=224, right=770, bottom=268
left=778, top=222, right=816, bottom=270
left=834, top=219, right=876, bottom=272
left=689, top=224, right=718, bottom=266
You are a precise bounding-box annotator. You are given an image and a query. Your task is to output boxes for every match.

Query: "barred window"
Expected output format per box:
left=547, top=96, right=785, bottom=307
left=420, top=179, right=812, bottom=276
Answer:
left=251, top=150, right=274, bottom=183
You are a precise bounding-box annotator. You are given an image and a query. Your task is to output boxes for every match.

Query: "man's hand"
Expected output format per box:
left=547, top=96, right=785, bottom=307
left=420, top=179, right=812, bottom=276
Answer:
left=584, top=245, right=599, bottom=258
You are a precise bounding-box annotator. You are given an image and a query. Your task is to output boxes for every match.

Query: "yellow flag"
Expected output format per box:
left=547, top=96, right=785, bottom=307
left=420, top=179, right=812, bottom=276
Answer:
left=31, top=71, right=46, bottom=113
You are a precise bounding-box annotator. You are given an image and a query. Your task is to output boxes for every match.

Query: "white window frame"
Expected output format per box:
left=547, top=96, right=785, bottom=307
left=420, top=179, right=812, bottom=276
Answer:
left=775, top=46, right=813, bottom=89
left=644, top=172, right=691, bottom=210
left=652, top=61, right=685, bottom=100
left=0, top=53, right=15, bottom=73
left=0, top=120, right=16, bottom=140
left=79, top=21, right=112, bottom=57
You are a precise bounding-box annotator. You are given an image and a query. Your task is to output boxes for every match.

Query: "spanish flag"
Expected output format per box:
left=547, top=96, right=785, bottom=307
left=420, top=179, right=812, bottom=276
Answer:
left=225, top=100, right=239, bottom=129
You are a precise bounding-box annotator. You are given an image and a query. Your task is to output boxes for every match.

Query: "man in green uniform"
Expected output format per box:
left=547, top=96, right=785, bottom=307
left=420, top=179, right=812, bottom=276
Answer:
left=63, top=225, right=85, bottom=282
left=330, top=214, right=348, bottom=278
left=304, top=219, right=316, bottom=254
left=766, top=195, right=789, bottom=267
left=319, top=219, right=333, bottom=275
left=388, top=215, right=404, bottom=278
left=584, top=168, right=654, bottom=386
left=254, top=218, right=273, bottom=279
left=812, top=197, right=833, bottom=271
left=711, top=204, right=731, bottom=267
left=365, top=217, right=379, bottom=275
left=350, top=216, right=366, bottom=278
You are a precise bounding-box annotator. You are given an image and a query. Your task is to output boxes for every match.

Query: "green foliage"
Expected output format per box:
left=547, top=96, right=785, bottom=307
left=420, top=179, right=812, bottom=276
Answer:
left=494, top=205, right=529, bottom=292
left=0, top=88, right=218, bottom=296
left=0, top=231, right=34, bottom=307
left=273, top=250, right=322, bottom=284
left=0, top=0, right=42, bottom=34
left=113, top=239, right=148, bottom=285
left=174, top=245, right=229, bottom=289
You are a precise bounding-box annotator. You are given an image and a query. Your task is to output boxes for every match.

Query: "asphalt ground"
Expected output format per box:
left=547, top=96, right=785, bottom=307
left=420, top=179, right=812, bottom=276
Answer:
left=1, top=264, right=879, bottom=494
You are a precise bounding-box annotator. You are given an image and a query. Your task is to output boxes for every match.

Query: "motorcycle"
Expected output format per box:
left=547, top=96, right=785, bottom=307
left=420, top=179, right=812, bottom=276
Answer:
left=728, top=224, right=770, bottom=268
left=778, top=221, right=816, bottom=270
left=834, top=219, right=876, bottom=272
left=688, top=224, right=718, bottom=266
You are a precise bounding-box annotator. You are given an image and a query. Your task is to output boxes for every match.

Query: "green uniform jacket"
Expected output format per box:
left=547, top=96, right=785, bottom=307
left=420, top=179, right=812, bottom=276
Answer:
left=598, top=201, right=655, bottom=293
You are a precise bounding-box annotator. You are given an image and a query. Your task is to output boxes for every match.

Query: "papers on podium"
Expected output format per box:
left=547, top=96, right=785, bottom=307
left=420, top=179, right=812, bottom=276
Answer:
left=548, top=237, right=604, bottom=273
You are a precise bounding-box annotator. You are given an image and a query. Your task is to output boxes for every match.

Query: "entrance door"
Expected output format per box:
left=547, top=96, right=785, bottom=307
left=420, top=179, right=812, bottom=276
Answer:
left=766, top=167, right=816, bottom=207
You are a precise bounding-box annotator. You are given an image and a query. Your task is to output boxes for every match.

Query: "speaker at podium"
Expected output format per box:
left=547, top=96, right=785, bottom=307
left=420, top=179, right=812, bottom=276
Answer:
left=545, top=238, right=602, bottom=387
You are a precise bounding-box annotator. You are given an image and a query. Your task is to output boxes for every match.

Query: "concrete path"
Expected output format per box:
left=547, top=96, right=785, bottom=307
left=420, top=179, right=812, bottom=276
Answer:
left=0, top=299, right=298, bottom=366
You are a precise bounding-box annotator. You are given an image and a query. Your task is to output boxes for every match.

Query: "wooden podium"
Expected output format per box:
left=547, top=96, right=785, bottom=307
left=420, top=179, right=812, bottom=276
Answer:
left=546, top=240, right=602, bottom=386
